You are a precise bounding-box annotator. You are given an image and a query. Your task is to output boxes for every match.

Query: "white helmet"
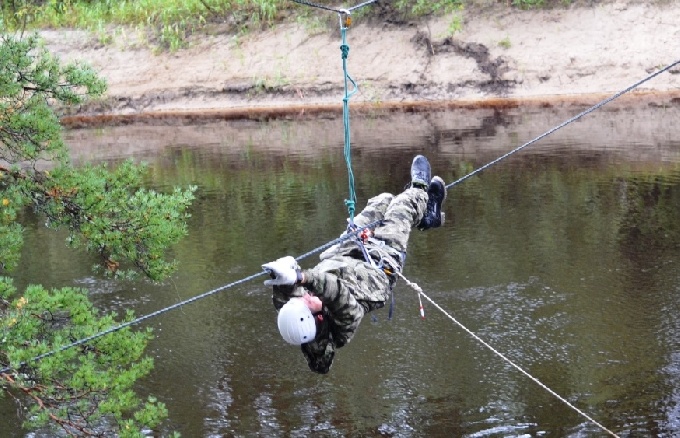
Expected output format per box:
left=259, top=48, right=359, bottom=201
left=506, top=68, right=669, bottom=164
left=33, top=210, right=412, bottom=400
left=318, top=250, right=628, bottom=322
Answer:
left=277, top=298, right=316, bottom=345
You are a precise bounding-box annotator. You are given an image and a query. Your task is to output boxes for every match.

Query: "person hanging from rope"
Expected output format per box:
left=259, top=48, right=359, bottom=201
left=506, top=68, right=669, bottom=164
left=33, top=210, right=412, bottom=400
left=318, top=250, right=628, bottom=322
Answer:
left=262, top=155, right=446, bottom=374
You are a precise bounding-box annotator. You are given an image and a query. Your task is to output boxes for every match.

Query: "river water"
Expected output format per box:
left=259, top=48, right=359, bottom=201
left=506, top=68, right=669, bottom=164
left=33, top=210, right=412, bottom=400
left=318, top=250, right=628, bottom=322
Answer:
left=3, top=103, right=680, bottom=437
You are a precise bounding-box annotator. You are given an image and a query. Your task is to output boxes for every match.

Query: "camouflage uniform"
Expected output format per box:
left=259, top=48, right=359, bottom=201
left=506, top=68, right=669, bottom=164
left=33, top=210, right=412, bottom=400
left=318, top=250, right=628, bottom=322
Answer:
left=272, top=188, right=428, bottom=374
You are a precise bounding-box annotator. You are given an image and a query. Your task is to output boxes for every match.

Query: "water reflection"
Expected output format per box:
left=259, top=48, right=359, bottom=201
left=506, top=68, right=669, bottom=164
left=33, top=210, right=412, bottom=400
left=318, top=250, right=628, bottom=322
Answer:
left=4, top=104, right=680, bottom=436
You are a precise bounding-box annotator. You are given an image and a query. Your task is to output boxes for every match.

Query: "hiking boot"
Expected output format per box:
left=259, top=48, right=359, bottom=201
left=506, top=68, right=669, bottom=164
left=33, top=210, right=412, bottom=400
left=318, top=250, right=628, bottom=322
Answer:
left=410, top=155, right=431, bottom=190
left=418, top=176, right=447, bottom=230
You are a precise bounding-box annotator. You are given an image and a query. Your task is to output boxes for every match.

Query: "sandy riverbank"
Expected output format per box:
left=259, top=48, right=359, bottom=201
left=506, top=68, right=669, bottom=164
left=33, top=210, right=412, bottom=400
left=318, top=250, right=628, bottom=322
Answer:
left=39, top=1, right=680, bottom=124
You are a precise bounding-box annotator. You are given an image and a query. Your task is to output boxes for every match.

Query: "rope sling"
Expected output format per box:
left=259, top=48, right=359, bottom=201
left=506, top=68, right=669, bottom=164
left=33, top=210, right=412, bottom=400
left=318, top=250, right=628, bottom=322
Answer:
left=340, top=13, right=358, bottom=224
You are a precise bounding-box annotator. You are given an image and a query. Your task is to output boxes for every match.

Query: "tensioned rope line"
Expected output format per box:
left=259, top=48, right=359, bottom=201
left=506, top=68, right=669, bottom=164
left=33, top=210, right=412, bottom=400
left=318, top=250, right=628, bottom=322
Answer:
left=0, top=221, right=381, bottom=376
left=3, top=60, right=677, bottom=377
left=416, top=60, right=680, bottom=437
left=0, top=272, right=256, bottom=375
left=289, top=0, right=379, bottom=14
left=1, top=0, right=382, bottom=378
left=395, top=276, right=620, bottom=437
left=2, top=49, right=676, bottom=420
left=445, top=59, right=680, bottom=191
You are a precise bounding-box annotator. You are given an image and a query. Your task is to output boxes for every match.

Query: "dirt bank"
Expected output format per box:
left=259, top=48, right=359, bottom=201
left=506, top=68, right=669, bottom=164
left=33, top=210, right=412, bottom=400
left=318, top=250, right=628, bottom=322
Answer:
left=41, top=1, right=680, bottom=124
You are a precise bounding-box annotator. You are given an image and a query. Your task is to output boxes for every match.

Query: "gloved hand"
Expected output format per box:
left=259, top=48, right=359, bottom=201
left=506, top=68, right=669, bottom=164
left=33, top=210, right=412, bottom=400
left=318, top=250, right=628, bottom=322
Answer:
left=262, top=256, right=299, bottom=286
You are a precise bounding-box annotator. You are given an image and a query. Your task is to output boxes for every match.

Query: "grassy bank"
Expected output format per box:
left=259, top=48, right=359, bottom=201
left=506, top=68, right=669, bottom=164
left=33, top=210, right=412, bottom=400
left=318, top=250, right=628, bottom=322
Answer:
left=2, top=0, right=552, bottom=50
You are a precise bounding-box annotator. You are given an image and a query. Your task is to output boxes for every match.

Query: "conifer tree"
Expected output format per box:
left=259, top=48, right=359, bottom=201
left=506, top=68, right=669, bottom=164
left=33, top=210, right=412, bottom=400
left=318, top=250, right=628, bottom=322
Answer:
left=0, top=33, right=193, bottom=437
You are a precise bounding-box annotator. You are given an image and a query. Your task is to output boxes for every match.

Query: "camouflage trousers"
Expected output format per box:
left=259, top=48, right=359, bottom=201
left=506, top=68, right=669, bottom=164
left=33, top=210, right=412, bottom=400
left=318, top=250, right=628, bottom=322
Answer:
left=365, top=187, right=428, bottom=256
left=315, top=187, right=428, bottom=306
left=273, top=188, right=428, bottom=373
left=321, top=187, right=428, bottom=267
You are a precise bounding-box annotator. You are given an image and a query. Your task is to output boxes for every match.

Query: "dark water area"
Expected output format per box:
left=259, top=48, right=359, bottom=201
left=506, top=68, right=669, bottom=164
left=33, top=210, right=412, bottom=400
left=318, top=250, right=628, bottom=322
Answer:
left=4, top=103, right=680, bottom=436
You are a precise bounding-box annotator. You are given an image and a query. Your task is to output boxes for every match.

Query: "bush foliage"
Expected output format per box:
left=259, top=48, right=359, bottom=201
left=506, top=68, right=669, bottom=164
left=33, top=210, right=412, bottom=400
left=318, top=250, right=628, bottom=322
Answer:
left=0, top=0, right=558, bottom=50
left=0, top=32, right=194, bottom=436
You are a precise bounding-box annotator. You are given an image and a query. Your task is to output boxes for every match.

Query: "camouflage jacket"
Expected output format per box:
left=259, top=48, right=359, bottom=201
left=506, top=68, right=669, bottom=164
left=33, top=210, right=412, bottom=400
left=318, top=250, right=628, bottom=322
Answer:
left=272, top=188, right=426, bottom=373
left=272, top=247, right=396, bottom=374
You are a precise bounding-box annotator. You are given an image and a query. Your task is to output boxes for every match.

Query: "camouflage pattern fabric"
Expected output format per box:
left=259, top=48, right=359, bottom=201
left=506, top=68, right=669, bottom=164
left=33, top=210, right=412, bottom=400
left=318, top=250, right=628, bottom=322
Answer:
left=272, top=188, right=428, bottom=374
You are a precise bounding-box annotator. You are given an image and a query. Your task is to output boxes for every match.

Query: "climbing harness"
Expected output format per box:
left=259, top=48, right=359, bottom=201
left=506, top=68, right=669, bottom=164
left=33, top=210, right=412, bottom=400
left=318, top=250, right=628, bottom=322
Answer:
left=348, top=224, right=374, bottom=267
left=2, top=1, right=677, bottom=432
left=363, top=237, right=403, bottom=275
left=366, top=236, right=404, bottom=320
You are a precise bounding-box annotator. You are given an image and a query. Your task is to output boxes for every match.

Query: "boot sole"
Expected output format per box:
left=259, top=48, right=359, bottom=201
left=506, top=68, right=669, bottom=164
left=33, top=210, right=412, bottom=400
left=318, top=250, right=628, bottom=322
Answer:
left=432, top=176, right=447, bottom=226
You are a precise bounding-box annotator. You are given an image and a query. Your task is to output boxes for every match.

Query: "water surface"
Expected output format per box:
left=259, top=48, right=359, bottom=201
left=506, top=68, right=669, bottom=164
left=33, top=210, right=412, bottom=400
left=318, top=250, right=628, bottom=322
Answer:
left=4, top=104, right=680, bottom=436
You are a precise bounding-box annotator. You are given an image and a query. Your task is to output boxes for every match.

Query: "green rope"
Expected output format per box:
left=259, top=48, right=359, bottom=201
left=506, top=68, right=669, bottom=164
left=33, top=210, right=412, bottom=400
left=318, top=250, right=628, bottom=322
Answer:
left=340, top=21, right=359, bottom=223
left=289, top=3, right=377, bottom=224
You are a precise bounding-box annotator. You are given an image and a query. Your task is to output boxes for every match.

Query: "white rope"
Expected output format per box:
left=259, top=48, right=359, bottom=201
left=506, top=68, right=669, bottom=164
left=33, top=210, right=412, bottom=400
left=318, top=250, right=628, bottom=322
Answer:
left=396, top=272, right=620, bottom=438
